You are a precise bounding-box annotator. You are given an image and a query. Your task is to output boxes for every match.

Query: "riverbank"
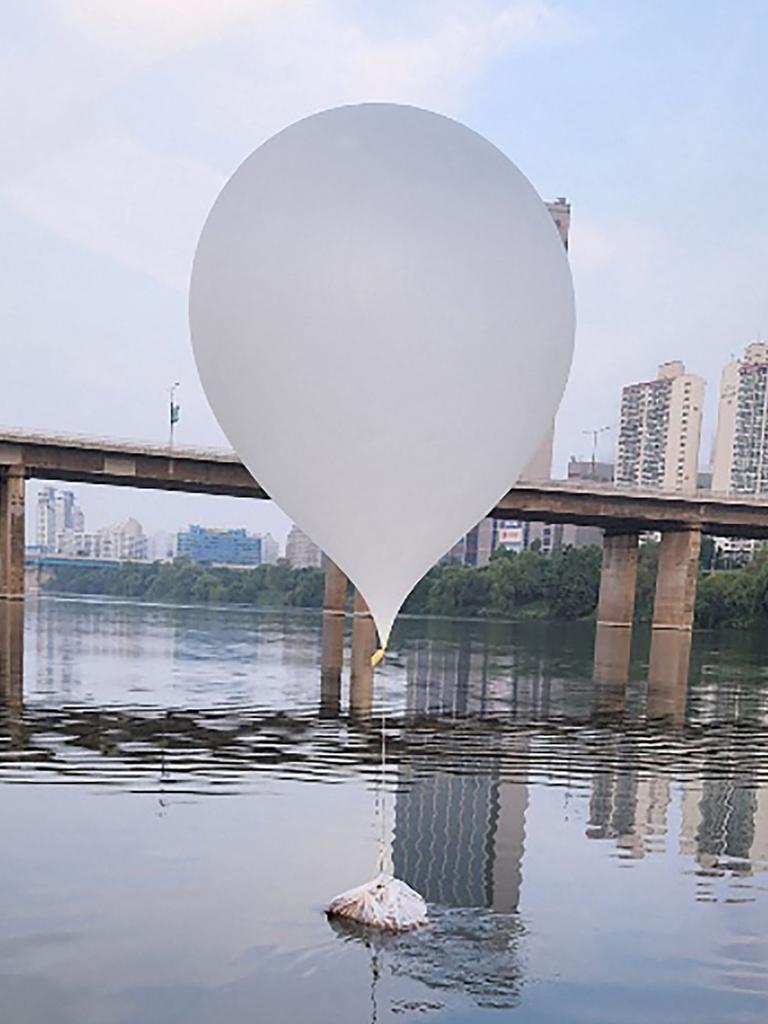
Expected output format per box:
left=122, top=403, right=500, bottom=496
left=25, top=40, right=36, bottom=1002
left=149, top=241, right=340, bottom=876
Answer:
left=43, top=543, right=768, bottom=629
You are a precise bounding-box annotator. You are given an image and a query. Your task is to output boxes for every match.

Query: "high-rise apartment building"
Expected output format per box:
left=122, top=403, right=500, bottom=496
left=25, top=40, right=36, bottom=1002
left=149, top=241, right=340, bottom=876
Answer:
left=54, top=490, right=77, bottom=533
left=712, top=342, right=768, bottom=495
left=36, top=486, right=56, bottom=550
left=285, top=525, right=322, bottom=569
left=36, top=486, right=85, bottom=552
left=615, top=361, right=704, bottom=494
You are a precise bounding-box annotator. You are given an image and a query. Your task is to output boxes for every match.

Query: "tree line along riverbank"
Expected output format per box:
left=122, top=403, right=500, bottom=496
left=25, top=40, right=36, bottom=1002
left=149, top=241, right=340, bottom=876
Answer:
left=41, top=541, right=768, bottom=630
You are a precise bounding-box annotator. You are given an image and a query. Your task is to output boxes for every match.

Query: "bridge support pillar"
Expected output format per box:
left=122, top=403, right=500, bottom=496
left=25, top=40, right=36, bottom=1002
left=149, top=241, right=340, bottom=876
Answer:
left=320, top=556, right=348, bottom=712
left=651, top=528, right=700, bottom=633
left=0, top=468, right=25, bottom=601
left=647, top=527, right=700, bottom=719
left=593, top=531, right=638, bottom=685
left=350, top=589, right=375, bottom=718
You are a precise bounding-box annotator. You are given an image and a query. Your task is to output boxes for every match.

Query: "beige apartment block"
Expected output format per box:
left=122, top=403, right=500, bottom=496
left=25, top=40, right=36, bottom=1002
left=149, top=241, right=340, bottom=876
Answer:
left=712, top=342, right=768, bottom=495
left=285, top=524, right=322, bottom=569
left=615, top=361, right=704, bottom=494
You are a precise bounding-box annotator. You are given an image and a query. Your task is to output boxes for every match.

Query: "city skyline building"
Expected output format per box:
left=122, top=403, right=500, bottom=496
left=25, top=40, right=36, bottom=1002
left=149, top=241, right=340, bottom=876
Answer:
left=445, top=518, right=495, bottom=566
left=712, top=341, right=768, bottom=495
left=260, top=532, right=280, bottom=565
left=35, top=486, right=56, bottom=551
left=567, top=457, right=615, bottom=484
left=36, top=486, right=85, bottom=552
left=56, top=517, right=149, bottom=561
left=615, top=360, right=704, bottom=494
left=146, top=530, right=177, bottom=563
left=177, top=524, right=261, bottom=566
left=285, top=525, right=322, bottom=569
left=31, top=484, right=282, bottom=568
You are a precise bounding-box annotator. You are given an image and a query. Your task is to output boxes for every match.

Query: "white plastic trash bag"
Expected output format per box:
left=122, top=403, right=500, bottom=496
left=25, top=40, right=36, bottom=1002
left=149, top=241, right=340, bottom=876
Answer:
left=327, top=874, right=428, bottom=932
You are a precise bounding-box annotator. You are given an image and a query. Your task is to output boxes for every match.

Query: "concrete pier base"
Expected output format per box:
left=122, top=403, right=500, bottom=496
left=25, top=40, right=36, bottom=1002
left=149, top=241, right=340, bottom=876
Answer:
left=0, top=468, right=25, bottom=601
left=320, top=557, right=348, bottom=714
left=593, top=532, right=638, bottom=686
left=350, top=589, right=375, bottom=719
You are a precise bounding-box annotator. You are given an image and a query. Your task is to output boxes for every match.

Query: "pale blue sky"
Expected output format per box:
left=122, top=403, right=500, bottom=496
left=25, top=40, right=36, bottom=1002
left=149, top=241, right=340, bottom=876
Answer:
left=3, top=1, right=767, bottom=542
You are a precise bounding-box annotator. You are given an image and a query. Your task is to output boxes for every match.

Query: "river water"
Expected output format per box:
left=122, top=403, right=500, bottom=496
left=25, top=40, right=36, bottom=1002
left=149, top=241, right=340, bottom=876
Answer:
left=1, top=596, right=768, bottom=1023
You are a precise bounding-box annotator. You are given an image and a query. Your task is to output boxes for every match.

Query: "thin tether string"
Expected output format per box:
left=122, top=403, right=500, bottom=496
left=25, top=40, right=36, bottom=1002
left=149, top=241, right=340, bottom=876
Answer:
left=367, top=943, right=380, bottom=1024
left=376, top=705, right=388, bottom=875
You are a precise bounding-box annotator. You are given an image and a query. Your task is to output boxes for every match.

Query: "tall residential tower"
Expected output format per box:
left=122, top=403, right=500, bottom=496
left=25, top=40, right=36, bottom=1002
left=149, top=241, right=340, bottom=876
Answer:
left=712, top=342, right=768, bottom=495
left=615, top=361, right=704, bottom=494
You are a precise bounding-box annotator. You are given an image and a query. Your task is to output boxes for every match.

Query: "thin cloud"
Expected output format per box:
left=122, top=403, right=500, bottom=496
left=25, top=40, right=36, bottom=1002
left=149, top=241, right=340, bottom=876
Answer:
left=3, top=0, right=570, bottom=287
left=55, top=0, right=307, bottom=61
left=3, top=136, right=224, bottom=290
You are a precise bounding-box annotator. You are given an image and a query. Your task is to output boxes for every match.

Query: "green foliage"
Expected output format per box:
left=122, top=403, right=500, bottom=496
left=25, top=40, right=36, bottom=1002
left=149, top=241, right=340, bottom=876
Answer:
left=546, top=545, right=602, bottom=619
left=426, top=564, right=491, bottom=617
left=634, top=541, right=660, bottom=621
left=486, top=548, right=548, bottom=615
left=45, top=541, right=768, bottom=628
left=695, top=550, right=768, bottom=629
left=45, top=558, right=326, bottom=610
left=409, top=544, right=602, bottom=621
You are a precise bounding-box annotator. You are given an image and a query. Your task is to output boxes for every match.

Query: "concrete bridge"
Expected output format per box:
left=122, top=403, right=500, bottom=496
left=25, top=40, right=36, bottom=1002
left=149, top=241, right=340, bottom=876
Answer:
left=3, top=427, right=768, bottom=699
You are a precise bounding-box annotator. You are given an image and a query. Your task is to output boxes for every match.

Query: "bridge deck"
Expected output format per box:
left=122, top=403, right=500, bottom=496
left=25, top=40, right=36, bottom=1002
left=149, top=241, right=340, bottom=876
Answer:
left=3, top=428, right=768, bottom=538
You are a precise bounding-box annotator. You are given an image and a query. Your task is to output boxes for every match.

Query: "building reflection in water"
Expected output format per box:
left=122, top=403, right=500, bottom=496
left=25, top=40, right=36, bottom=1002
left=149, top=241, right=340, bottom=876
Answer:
left=394, top=639, right=529, bottom=912
left=404, top=639, right=480, bottom=718
left=586, top=756, right=768, bottom=876
left=30, top=597, right=161, bottom=698
left=586, top=629, right=768, bottom=878
left=335, top=635, right=529, bottom=1011
left=587, top=765, right=671, bottom=859
left=680, top=772, right=768, bottom=877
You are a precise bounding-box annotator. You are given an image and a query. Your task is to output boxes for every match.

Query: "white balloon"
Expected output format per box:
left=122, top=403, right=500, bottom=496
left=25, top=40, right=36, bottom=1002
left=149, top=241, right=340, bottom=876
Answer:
left=190, top=103, right=574, bottom=647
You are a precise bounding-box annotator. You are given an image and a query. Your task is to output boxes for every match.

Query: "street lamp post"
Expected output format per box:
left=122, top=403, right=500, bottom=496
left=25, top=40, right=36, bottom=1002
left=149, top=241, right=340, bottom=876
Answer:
left=582, top=425, right=611, bottom=480
left=168, top=382, right=181, bottom=449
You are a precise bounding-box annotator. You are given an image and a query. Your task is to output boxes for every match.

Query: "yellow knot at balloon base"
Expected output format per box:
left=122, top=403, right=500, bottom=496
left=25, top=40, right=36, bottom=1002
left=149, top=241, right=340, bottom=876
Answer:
left=371, top=646, right=387, bottom=668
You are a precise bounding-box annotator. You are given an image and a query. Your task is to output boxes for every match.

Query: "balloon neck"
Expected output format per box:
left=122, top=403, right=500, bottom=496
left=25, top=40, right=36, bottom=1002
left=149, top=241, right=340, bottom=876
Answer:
left=371, top=643, right=388, bottom=668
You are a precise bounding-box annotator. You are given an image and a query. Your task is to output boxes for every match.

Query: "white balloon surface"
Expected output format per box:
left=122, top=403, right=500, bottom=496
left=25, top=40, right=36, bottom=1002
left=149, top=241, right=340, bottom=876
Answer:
left=190, top=103, right=574, bottom=646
